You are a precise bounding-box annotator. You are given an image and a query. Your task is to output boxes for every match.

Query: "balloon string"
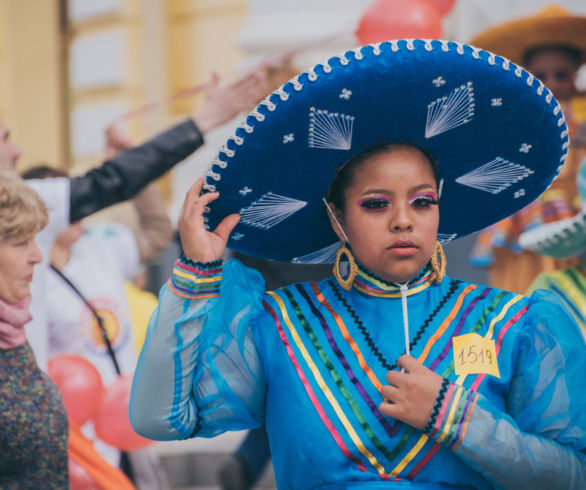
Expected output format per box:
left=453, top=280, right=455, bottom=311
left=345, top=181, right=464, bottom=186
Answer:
left=110, top=26, right=349, bottom=124
left=111, top=80, right=213, bottom=123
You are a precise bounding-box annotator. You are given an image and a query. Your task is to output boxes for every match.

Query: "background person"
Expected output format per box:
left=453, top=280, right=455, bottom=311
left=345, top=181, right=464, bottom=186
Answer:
left=0, top=70, right=267, bottom=369
left=469, top=5, right=586, bottom=293
left=0, top=171, right=68, bottom=487
left=520, top=156, right=586, bottom=335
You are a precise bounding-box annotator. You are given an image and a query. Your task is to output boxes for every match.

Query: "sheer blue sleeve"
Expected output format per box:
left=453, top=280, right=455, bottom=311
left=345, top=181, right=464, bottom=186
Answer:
left=129, top=257, right=267, bottom=440
left=426, top=289, right=586, bottom=489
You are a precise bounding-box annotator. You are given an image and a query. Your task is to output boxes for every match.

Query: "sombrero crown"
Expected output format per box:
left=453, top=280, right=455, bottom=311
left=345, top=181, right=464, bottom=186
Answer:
left=204, top=39, right=569, bottom=264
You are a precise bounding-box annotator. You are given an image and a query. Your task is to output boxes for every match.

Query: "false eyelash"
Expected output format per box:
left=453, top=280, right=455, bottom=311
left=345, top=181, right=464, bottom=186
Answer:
left=357, top=196, right=391, bottom=209
left=408, top=196, right=439, bottom=206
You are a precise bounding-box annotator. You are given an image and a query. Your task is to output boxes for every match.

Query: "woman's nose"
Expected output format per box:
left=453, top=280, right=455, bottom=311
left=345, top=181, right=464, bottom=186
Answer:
left=390, top=205, right=413, bottom=231
left=29, top=241, right=43, bottom=264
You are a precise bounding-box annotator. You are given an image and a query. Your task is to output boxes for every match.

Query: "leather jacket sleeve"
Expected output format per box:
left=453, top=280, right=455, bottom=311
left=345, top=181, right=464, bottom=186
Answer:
left=69, top=119, right=203, bottom=223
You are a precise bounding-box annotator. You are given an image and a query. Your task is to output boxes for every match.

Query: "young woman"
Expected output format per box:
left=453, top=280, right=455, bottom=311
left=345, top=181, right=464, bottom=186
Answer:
left=130, top=40, right=586, bottom=488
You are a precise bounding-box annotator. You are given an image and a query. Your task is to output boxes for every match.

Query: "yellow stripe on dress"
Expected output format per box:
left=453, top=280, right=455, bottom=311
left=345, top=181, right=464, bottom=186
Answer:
left=173, top=267, right=222, bottom=283
left=435, top=385, right=464, bottom=443
left=267, top=291, right=390, bottom=476
left=390, top=433, right=429, bottom=477
left=418, top=285, right=477, bottom=363
left=354, top=278, right=435, bottom=298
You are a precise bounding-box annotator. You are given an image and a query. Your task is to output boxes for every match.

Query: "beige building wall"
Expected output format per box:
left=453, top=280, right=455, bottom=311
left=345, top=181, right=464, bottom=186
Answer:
left=66, top=0, right=247, bottom=224
left=167, top=0, right=247, bottom=116
left=0, top=0, right=66, bottom=171
left=0, top=0, right=247, bottom=221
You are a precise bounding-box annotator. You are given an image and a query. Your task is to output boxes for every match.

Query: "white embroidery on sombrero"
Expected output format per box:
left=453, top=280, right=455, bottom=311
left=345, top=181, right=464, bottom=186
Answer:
left=425, top=81, right=475, bottom=138
left=519, top=143, right=532, bottom=153
left=432, top=76, right=446, bottom=87
left=239, top=186, right=252, bottom=196
left=291, top=242, right=342, bottom=264
left=437, top=233, right=458, bottom=244
left=283, top=133, right=295, bottom=144
left=339, top=88, right=352, bottom=100
left=308, top=107, right=354, bottom=150
left=491, top=98, right=502, bottom=107
left=239, top=192, right=307, bottom=230
left=455, top=157, right=534, bottom=194
left=231, top=232, right=244, bottom=241
left=514, top=189, right=526, bottom=199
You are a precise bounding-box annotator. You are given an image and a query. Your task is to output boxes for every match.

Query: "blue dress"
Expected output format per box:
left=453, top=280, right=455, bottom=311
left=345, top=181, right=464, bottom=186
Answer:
left=130, top=257, right=586, bottom=489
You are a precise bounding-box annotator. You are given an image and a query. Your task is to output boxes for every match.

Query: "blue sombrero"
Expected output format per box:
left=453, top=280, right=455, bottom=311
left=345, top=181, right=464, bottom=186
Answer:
left=203, top=39, right=569, bottom=264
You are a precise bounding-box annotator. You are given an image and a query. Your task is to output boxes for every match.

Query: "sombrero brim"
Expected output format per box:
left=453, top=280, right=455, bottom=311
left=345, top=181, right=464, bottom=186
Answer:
left=470, top=15, right=586, bottom=66
left=519, top=212, right=586, bottom=258
left=203, top=39, right=569, bottom=264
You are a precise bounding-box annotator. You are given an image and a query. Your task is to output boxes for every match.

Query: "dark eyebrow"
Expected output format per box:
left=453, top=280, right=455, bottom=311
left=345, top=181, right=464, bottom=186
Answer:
left=409, top=184, right=435, bottom=193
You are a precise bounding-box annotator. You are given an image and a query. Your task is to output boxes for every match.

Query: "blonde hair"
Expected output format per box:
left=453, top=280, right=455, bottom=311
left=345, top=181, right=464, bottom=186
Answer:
left=0, top=170, right=48, bottom=241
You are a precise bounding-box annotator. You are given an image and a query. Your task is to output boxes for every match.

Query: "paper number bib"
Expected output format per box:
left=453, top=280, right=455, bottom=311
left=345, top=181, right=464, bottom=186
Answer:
left=453, top=333, right=500, bottom=378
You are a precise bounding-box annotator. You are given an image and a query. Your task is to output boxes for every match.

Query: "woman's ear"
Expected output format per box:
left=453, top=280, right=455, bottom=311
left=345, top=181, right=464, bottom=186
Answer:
left=325, top=202, right=347, bottom=243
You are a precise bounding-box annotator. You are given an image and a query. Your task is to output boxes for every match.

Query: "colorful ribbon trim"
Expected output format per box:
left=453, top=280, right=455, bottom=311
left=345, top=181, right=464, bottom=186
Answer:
left=168, top=257, right=222, bottom=299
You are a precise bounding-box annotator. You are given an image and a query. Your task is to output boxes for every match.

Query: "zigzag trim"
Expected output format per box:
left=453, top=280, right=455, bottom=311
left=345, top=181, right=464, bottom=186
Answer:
left=179, top=253, right=223, bottom=270
left=329, top=279, right=461, bottom=372
left=329, top=279, right=394, bottom=371
left=409, top=279, right=461, bottom=351
left=424, top=378, right=450, bottom=435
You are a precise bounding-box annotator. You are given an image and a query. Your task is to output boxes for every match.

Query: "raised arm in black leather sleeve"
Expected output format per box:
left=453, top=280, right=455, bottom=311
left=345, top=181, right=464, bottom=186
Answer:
left=69, top=119, right=203, bottom=223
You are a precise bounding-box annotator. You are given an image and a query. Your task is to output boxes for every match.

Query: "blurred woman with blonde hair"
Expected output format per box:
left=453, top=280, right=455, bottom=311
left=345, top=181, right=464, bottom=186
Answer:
left=0, top=170, right=69, bottom=487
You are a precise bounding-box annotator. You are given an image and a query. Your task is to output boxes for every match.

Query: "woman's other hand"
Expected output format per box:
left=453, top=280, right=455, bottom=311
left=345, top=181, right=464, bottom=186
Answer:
left=379, top=355, right=444, bottom=430
left=178, top=176, right=240, bottom=262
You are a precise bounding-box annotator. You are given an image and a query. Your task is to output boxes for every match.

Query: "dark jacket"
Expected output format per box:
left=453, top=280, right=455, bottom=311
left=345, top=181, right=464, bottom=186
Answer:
left=70, top=119, right=203, bottom=222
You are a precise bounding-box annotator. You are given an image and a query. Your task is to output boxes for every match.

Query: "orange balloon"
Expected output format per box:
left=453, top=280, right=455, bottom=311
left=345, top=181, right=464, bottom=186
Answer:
left=48, top=355, right=104, bottom=426
left=356, top=0, right=443, bottom=45
left=94, top=375, right=152, bottom=451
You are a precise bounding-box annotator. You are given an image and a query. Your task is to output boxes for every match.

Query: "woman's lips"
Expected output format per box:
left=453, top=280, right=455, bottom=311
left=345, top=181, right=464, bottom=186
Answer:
left=387, top=241, right=418, bottom=257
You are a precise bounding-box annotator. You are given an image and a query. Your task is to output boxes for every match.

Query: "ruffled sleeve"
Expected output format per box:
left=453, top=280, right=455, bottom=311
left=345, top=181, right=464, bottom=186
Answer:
left=424, top=289, right=586, bottom=489
left=130, top=257, right=267, bottom=440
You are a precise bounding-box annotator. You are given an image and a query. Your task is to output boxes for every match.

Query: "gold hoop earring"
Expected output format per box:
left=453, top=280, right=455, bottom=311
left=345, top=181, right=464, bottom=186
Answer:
left=333, top=243, right=358, bottom=290
left=430, top=242, right=446, bottom=284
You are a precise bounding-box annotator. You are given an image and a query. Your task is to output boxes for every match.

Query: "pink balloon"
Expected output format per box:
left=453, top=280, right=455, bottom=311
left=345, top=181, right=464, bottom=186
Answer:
left=48, top=355, right=104, bottom=426
left=428, top=0, right=456, bottom=16
left=94, top=375, right=152, bottom=451
left=356, top=0, right=443, bottom=45
left=69, top=458, right=102, bottom=490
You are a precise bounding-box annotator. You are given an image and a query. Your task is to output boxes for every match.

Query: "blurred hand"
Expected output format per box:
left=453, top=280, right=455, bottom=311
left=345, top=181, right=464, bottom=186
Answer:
left=105, top=124, right=133, bottom=158
left=379, top=355, right=444, bottom=430
left=178, top=176, right=240, bottom=262
left=191, top=70, right=268, bottom=134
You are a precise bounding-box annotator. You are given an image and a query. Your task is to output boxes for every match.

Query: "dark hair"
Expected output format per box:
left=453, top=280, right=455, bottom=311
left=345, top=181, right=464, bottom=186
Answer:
left=21, top=164, right=69, bottom=180
left=523, top=44, right=583, bottom=68
left=327, top=142, right=439, bottom=211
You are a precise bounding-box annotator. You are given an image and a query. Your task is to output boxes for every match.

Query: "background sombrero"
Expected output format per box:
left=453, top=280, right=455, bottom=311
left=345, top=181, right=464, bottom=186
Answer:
left=470, top=5, right=586, bottom=66
left=203, top=39, right=569, bottom=263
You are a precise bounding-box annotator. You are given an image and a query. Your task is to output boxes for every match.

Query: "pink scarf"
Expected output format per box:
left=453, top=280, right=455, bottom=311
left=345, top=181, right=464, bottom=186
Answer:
left=0, top=295, right=32, bottom=349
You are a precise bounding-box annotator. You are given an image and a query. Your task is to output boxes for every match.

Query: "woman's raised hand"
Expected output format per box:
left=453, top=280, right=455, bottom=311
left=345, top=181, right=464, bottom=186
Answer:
left=178, top=176, right=240, bottom=263
left=379, top=355, right=444, bottom=430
